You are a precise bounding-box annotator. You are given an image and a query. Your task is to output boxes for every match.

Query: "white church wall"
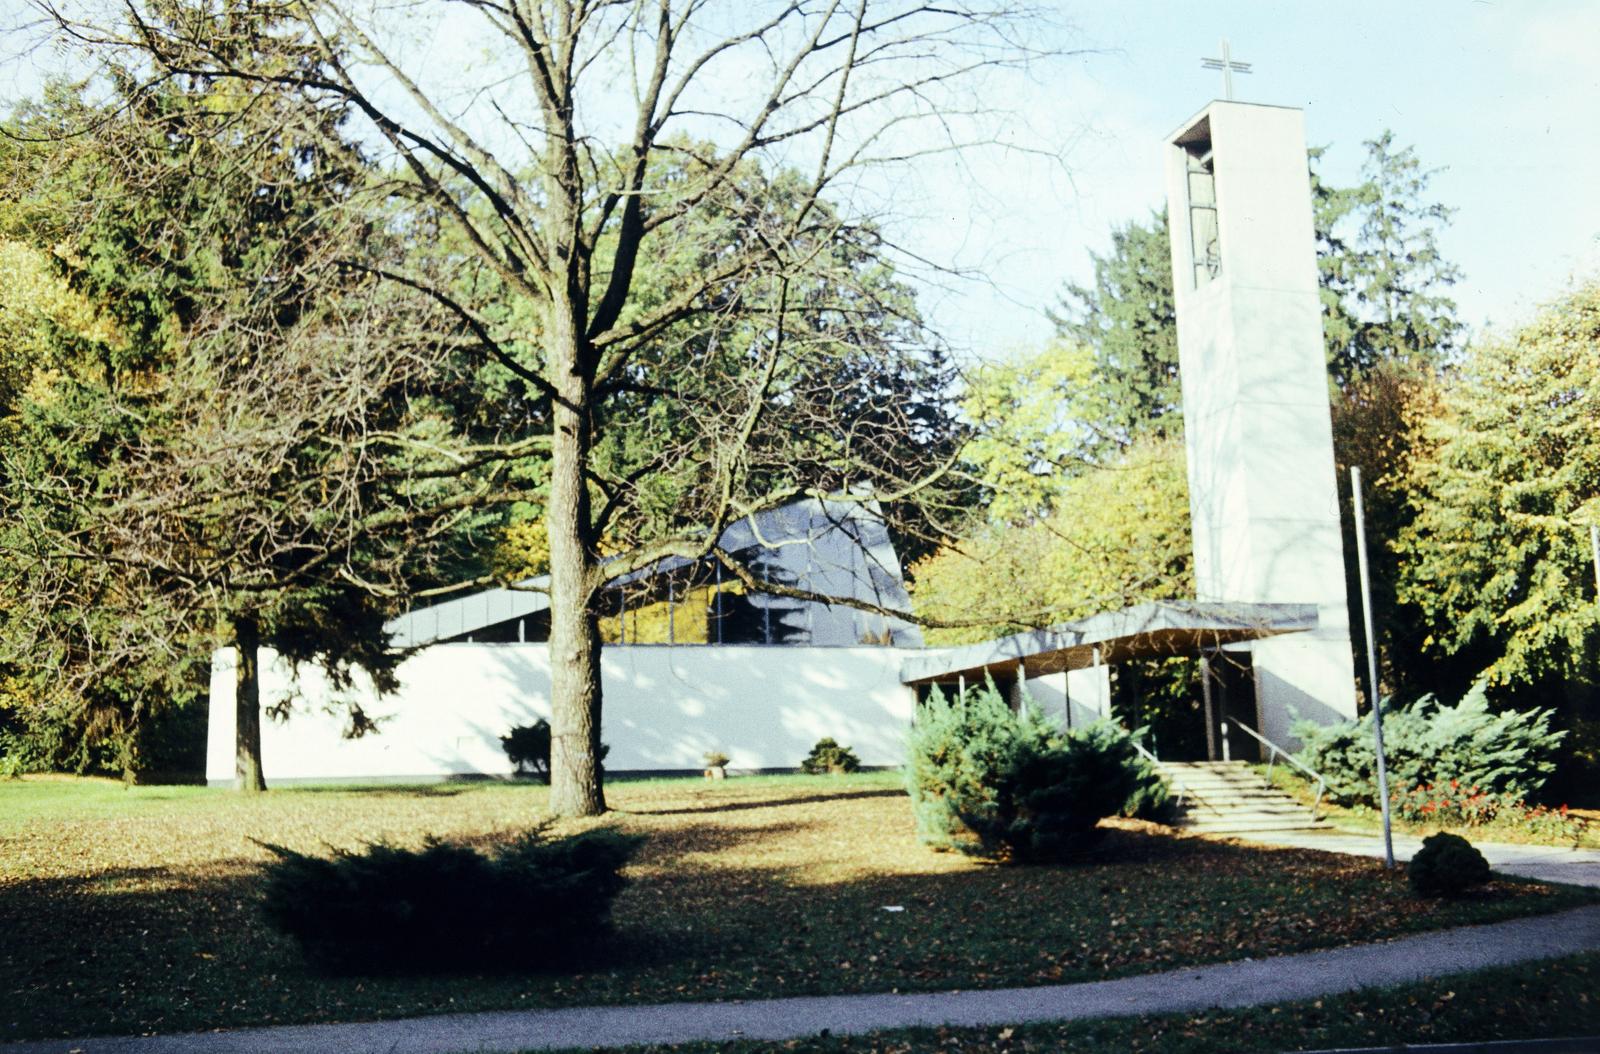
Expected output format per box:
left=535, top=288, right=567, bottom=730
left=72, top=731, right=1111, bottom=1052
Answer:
left=1067, top=665, right=1113, bottom=727
left=206, top=644, right=917, bottom=784
left=1020, top=666, right=1111, bottom=731
left=1252, top=633, right=1361, bottom=745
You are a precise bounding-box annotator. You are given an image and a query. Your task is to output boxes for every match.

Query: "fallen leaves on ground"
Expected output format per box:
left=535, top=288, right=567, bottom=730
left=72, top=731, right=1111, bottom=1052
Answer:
left=1, top=773, right=1593, bottom=1043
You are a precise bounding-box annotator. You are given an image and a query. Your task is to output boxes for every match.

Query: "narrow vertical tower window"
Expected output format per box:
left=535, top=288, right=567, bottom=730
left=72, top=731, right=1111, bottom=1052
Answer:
left=1186, top=145, right=1220, bottom=287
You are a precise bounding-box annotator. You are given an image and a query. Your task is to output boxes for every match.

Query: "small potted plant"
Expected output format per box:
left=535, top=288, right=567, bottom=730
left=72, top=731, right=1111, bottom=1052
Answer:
left=703, top=750, right=731, bottom=780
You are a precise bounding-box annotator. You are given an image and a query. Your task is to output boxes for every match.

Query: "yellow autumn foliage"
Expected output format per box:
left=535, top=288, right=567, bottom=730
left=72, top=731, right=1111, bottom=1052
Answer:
left=911, top=436, right=1193, bottom=644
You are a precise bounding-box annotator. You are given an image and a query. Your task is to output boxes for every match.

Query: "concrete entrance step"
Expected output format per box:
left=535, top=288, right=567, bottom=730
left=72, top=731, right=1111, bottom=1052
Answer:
left=1155, top=759, right=1330, bottom=834
left=1184, top=820, right=1335, bottom=835
left=1180, top=808, right=1328, bottom=823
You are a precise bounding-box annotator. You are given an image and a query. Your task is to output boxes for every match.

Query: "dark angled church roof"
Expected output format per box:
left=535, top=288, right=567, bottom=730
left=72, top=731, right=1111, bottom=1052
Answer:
left=385, top=498, right=922, bottom=650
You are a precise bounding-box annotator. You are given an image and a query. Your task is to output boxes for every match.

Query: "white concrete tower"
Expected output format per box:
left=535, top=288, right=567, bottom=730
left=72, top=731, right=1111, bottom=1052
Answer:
left=1164, top=102, right=1358, bottom=745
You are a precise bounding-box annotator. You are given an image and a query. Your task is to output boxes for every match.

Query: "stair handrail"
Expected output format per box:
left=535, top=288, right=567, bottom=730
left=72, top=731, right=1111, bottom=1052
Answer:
left=1130, top=739, right=1223, bottom=817
left=1219, top=719, right=1326, bottom=821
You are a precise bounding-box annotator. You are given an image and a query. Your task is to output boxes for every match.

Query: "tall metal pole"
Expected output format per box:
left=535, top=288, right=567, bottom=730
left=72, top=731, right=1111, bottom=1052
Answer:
left=1351, top=467, right=1395, bottom=868
left=1590, top=524, right=1599, bottom=606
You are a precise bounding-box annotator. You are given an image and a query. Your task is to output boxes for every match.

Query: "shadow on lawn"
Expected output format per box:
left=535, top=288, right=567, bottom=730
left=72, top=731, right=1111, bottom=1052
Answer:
left=280, top=779, right=524, bottom=798
left=3, top=821, right=1590, bottom=1044
left=621, top=787, right=906, bottom=817
left=0, top=856, right=703, bottom=1041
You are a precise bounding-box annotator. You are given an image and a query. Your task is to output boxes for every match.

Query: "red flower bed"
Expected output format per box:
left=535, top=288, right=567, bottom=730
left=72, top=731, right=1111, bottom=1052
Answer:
left=1391, top=780, right=1587, bottom=843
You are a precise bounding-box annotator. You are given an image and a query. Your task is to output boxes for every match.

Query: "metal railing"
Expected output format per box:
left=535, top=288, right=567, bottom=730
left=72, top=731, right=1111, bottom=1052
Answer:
left=1220, top=719, right=1327, bottom=821
left=1130, top=739, right=1224, bottom=818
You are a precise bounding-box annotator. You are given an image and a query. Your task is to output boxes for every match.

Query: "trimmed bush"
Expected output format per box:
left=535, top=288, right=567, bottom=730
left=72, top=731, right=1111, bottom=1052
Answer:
left=499, top=720, right=609, bottom=782
left=1295, top=681, right=1564, bottom=808
left=259, top=826, right=641, bottom=972
left=801, top=737, right=860, bottom=774
left=500, top=720, right=552, bottom=780
left=1407, top=831, right=1491, bottom=898
left=905, top=683, right=1169, bottom=862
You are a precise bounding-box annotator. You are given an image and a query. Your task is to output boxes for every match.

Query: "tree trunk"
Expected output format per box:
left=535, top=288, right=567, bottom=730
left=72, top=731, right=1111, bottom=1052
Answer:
left=234, top=614, right=266, bottom=794
left=545, top=298, right=607, bottom=818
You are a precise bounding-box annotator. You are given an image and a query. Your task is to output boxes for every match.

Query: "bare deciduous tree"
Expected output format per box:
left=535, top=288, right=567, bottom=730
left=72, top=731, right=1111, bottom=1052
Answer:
left=30, top=0, right=1055, bottom=814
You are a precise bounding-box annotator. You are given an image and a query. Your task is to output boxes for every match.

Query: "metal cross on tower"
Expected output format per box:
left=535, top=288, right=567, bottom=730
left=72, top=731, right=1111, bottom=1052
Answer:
left=1201, top=38, right=1252, bottom=100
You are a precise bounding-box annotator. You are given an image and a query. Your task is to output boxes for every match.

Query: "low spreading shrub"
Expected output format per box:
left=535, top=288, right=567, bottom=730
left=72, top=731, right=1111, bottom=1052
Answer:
left=1295, top=681, right=1563, bottom=808
left=1407, top=831, right=1490, bottom=898
left=1120, top=748, right=1177, bottom=823
left=259, top=826, right=641, bottom=972
left=905, top=683, right=1169, bottom=862
left=801, top=737, right=860, bottom=774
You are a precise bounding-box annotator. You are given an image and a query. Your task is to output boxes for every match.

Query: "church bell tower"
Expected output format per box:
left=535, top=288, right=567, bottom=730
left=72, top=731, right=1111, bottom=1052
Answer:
left=1164, top=102, right=1359, bottom=746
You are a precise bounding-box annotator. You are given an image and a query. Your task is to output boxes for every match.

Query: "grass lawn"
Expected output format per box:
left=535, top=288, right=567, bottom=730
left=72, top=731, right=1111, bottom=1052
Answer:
left=559, top=952, right=1600, bottom=1053
left=1259, top=766, right=1600, bottom=849
left=2, top=772, right=1595, bottom=1043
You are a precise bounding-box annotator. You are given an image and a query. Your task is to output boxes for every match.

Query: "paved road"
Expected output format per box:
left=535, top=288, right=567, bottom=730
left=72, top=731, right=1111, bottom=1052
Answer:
left=1229, top=830, right=1600, bottom=889
left=5, top=906, right=1596, bottom=1054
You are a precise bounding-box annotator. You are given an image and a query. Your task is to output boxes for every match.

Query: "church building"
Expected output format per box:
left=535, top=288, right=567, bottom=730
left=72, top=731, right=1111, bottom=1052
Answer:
left=206, top=100, right=1361, bottom=785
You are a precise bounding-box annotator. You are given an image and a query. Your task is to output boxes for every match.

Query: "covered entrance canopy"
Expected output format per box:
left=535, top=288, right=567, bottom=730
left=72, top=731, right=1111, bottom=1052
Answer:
left=898, top=600, right=1317, bottom=687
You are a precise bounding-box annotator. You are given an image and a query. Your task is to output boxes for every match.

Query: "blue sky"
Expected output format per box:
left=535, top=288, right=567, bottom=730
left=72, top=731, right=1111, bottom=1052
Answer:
left=6, top=1, right=1595, bottom=363
left=903, top=1, right=1600, bottom=358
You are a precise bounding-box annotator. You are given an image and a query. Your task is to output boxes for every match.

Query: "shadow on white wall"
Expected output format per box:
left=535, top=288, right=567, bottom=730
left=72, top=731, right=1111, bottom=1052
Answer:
left=206, top=644, right=915, bottom=784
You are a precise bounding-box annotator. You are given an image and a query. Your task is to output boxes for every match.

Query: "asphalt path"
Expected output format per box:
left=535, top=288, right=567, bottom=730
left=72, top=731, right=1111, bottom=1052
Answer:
left=1227, top=830, right=1600, bottom=889
left=5, top=905, right=1596, bottom=1054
